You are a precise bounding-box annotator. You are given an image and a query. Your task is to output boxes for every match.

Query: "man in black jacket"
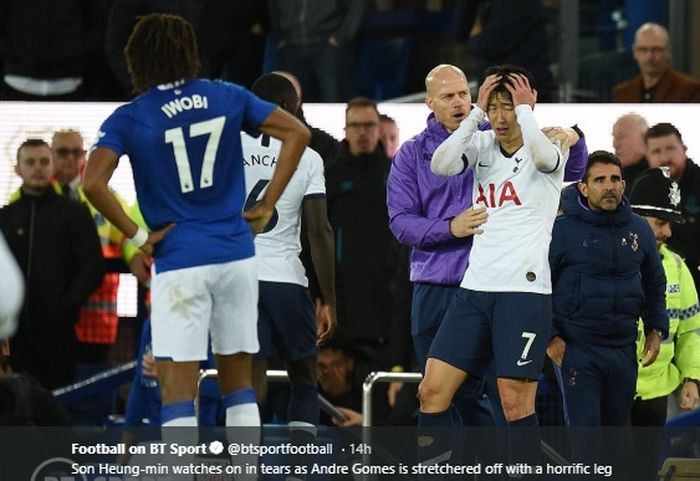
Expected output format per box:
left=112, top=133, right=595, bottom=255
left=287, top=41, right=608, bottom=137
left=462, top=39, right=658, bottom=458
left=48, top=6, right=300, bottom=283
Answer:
left=646, top=123, right=700, bottom=291
left=548, top=151, right=668, bottom=477
left=0, top=139, right=103, bottom=389
left=325, top=97, right=410, bottom=373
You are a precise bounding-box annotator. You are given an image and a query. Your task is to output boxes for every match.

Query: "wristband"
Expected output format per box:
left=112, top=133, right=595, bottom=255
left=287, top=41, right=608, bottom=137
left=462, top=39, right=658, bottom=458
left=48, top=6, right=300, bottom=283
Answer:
left=131, top=227, right=149, bottom=248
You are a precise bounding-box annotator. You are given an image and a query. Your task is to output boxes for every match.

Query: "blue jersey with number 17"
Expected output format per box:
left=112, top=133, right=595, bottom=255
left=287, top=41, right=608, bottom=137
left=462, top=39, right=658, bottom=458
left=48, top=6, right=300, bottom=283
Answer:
left=94, top=79, right=276, bottom=273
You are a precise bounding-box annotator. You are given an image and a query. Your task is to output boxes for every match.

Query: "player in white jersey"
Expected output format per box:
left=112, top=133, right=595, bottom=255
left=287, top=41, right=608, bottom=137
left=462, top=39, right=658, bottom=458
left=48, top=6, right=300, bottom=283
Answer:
left=242, top=73, right=335, bottom=436
left=419, top=65, right=570, bottom=467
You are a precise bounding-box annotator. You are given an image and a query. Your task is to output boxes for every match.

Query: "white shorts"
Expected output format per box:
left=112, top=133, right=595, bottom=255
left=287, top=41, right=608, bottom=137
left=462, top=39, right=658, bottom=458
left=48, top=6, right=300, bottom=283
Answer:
left=150, top=257, right=259, bottom=361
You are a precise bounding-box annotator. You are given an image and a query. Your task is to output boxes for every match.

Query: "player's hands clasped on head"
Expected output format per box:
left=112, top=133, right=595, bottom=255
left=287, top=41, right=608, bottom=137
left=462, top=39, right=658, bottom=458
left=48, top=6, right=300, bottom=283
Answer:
left=243, top=201, right=273, bottom=234
left=506, top=74, right=537, bottom=108
left=449, top=206, right=488, bottom=238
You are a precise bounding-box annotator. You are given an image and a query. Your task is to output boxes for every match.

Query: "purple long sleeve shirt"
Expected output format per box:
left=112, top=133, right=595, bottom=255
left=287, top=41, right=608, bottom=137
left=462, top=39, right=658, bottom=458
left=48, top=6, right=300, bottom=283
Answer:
left=387, top=113, right=588, bottom=285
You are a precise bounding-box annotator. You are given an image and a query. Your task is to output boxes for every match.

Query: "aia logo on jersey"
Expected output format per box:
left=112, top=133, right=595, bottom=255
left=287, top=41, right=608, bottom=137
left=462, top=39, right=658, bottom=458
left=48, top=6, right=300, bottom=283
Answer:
left=475, top=181, right=522, bottom=207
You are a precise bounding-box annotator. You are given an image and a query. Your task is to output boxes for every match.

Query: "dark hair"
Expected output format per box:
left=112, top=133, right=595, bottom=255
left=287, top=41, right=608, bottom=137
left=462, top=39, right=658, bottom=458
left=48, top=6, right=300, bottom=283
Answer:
left=379, top=113, right=396, bottom=124
left=251, top=73, right=299, bottom=115
left=645, top=122, right=683, bottom=144
left=345, top=96, right=379, bottom=117
left=16, top=138, right=50, bottom=162
left=482, top=65, right=536, bottom=104
left=582, top=150, right=623, bottom=182
left=125, top=13, right=200, bottom=93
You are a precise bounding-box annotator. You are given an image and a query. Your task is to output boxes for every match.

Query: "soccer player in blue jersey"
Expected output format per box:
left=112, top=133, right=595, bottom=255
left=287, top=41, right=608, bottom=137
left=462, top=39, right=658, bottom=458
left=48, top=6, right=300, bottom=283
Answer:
left=83, top=14, right=310, bottom=436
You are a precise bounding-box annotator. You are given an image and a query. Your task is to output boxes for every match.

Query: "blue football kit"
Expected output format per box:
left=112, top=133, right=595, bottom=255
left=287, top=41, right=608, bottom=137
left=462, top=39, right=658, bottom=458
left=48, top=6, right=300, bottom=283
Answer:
left=94, top=79, right=276, bottom=273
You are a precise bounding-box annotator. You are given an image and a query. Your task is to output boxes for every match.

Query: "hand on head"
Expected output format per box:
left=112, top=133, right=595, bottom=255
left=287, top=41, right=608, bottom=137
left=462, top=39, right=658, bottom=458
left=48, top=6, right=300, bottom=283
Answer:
left=505, top=74, right=537, bottom=108
left=476, top=74, right=501, bottom=111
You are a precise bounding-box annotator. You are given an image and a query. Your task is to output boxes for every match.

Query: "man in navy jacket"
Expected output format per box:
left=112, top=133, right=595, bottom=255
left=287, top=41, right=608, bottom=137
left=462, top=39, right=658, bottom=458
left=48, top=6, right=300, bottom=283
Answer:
left=548, top=150, right=668, bottom=474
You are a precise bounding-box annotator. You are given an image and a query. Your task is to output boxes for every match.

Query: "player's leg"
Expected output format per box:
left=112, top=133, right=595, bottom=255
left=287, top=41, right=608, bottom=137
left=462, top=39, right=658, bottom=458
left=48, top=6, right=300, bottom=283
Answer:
left=262, top=282, right=319, bottom=430
left=493, top=292, right=551, bottom=467
left=251, top=286, right=275, bottom=408
left=418, top=289, right=492, bottom=466
left=262, top=282, right=319, bottom=480
left=151, top=265, right=214, bottom=427
left=209, top=257, right=260, bottom=428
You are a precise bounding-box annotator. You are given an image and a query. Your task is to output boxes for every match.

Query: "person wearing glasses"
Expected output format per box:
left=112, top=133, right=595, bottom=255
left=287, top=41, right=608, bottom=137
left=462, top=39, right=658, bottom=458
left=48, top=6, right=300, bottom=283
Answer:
left=325, top=97, right=411, bottom=376
left=612, top=22, right=700, bottom=102
left=51, top=129, right=149, bottom=424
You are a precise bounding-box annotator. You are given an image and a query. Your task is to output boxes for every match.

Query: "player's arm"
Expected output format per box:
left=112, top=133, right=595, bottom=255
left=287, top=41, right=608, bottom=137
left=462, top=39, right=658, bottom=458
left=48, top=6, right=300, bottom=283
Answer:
left=508, top=74, right=561, bottom=173
left=303, top=197, right=336, bottom=343
left=244, top=108, right=310, bottom=233
left=431, top=74, right=499, bottom=176
left=83, top=147, right=173, bottom=255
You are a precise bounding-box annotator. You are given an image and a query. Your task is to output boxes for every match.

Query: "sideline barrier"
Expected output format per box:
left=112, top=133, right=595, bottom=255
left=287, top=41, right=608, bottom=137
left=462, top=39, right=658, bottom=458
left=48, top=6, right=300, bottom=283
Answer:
left=53, top=360, right=136, bottom=405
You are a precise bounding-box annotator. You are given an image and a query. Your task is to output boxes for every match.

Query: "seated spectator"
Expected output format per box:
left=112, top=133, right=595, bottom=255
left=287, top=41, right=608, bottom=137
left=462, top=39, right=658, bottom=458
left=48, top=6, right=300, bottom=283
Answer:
left=317, top=339, right=390, bottom=426
left=612, top=23, right=700, bottom=102
left=612, top=113, right=649, bottom=195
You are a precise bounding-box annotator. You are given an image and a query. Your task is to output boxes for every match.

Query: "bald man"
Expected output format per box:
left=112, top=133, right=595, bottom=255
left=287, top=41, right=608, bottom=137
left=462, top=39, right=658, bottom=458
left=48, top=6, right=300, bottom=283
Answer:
left=386, top=65, right=588, bottom=456
left=612, top=112, right=649, bottom=194
left=612, top=22, right=700, bottom=102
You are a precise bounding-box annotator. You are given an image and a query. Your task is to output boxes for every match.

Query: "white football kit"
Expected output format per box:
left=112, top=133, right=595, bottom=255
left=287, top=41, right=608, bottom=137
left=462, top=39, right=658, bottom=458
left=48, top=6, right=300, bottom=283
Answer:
left=241, top=133, right=326, bottom=286
left=432, top=105, right=569, bottom=294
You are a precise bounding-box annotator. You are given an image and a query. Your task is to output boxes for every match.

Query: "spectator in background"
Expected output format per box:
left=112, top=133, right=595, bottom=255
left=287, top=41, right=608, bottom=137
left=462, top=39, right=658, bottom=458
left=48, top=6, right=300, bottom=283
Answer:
left=379, top=113, right=400, bottom=158
left=51, top=129, right=147, bottom=424
left=326, top=97, right=410, bottom=373
left=316, top=338, right=390, bottom=426
left=0, top=233, right=23, bottom=340
left=0, top=0, right=107, bottom=100
left=629, top=168, right=700, bottom=481
left=645, top=123, right=700, bottom=291
left=452, top=0, right=554, bottom=101
left=548, top=151, right=668, bottom=474
left=0, top=139, right=103, bottom=390
left=612, top=113, right=649, bottom=195
left=612, top=23, right=700, bottom=103
left=104, top=0, right=203, bottom=97
left=197, top=0, right=269, bottom=89
left=268, top=0, right=367, bottom=102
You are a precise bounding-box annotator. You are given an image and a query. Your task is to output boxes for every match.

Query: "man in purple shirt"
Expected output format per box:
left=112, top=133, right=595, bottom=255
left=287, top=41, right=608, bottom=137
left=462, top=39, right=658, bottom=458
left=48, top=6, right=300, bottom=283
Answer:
left=386, top=63, right=587, bottom=462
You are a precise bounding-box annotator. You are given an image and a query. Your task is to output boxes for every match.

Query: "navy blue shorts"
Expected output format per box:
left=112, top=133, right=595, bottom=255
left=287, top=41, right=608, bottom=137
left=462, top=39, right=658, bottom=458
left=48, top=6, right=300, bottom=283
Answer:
left=254, top=281, right=317, bottom=361
left=428, top=289, right=551, bottom=380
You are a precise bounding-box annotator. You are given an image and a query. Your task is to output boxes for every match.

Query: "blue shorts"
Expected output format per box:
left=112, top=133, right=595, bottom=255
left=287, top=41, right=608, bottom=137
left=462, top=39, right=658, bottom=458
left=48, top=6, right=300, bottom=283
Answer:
left=254, top=281, right=318, bottom=361
left=428, top=289, right=551, bottom=380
